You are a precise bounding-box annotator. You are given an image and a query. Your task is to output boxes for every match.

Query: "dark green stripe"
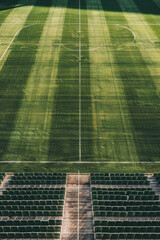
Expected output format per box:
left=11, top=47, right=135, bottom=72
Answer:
left=81, top=0, right=94, bottom=161
left=133, top=0, right=160, bottom=15
left=48, top=0, right=79, bottom=161
left=0, top=0, right=52, bottom=158
left=133, top=0, right=160, bottom=39
left=0, top=0, right=19, bottom=23
left=48, top=0, right=93, bottom=161
left=101, top=0, right=160, bottom=162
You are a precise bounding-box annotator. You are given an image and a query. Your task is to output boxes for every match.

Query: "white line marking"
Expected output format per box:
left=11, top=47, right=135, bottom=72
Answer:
left=79, top=0, right=82, bottom=162
left=0, top=22, right=160, bottom=25
left=78, top=170, right=80, bottom=240
left=0, top=161, right=160, bottom=163
left=0, top=24, right=35, bottom=62
left=120, top=25, right=136, bottom=42
left=60, top=45, right=104, bottom=51
left=61, top=25, right=136, bottom=51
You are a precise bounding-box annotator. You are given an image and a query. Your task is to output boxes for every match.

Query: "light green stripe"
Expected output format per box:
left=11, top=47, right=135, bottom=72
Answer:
left=86, top=0, right=139, bottom=162
left=4, top=0, right=68, bottom=162
left=0, top=0, right=35, bottom=69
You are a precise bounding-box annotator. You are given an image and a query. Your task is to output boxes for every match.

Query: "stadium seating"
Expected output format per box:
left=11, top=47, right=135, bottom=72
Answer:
left=90, top=173, right=149, bottom=185
left=0, top=173, right=66, bottom=239
left=91, top=173, right=160, bottom=239
left=9, top=173, right=66, bottom=185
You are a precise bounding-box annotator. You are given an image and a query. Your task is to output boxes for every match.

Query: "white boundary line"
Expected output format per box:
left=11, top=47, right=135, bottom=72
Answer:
left=0, top=24, right=35, bottom=62
left=0, top=22, right=160, bottom=25
left=120, top=25, right=136, bottom=42
left=0, top=161, right=160, bottom=163
left=77, top=170, right=80, bottom=240
left=79, top=0, right=82, bottom=162
left=0, top=22, right=136, bottom=61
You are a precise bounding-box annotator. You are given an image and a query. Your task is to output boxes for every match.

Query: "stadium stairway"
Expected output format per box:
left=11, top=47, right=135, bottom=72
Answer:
left=61, top=174, right=94, bottom=240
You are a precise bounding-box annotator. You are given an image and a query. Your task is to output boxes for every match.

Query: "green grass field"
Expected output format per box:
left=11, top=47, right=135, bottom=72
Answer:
left=0, top=0, right=160, bottom=172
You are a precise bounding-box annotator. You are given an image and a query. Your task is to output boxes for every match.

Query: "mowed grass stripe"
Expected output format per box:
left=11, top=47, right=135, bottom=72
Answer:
left=134, top=0, right=160, bottom=20
left=0, top=0, right=35, bottom=67
left=117, top=0, right=160, bottom=161
left=81, top=0, right=94, bottom=161
left=0, top=0, right=52, bottom=159
left=48, top=0, right=80, bottom=161
left=132, top=0, right=160, bottom=47
left=86, top=0, right=138, bottom=162
left=116, top=0, right=160, bottom=95
left=0, top=0, right=19, bottom=23
left=4, top=0, right=68, bottom=162
left=101, top=0, right=160, bottom=162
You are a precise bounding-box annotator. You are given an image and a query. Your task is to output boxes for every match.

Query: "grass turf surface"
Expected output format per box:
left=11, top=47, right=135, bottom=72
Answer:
left=0, top=0, right=160, bottom=172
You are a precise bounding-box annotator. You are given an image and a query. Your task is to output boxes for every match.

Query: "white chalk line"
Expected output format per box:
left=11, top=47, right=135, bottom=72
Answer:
left=78, top=170, right=80, bottom=240
left=0, top=161, right=160, bottom=164
left=120, top=25, right=136, bottom=43
left=0, top=23, right=35, bottom=62
left=0, top=22, right=160, bottom=25
left=0, top=23, right=136, bottom=61
left=79, top=0, right=82, bottom=163
left=59, top=25, right=136, bottom=51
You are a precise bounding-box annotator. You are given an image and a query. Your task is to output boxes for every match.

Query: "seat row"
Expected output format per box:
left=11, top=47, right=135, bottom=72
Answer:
left=0, top=210, right=63, bottom=217
left=10, top=180, right=66, bottom=184
left=0, top=205, right=63, bottom=211
left=95, top=233, right=160, bottom=239
left=91, top=173, right=146, bottom=176
left=12, top=176, right=66, bottom=180
left=0, top=194, right=65, bottom=200
left=0, top=233, right=60, bottom=239
left=94, top=221, right=160, bottom=227
left=92, top=190, right=154, bottom=194
left=94, top=211, right=160, bottom=217
left=92, top=187, right=151, bottom=191
left=0, top=200, right=64, bottom=205
left=5, top=190, right=65, bottom=195
left=6, top=187, right=65, bottom=190
left=14, top=173, right=66, bottom=176
left=93, top=200, right=160, bottom=206
left=92, top=189, right=155, bottom=195
left=0, top=226, right=60, bottom=233
left=0, top=219, right=62, bottom=226
left=91, top=180, right=149, bottom=185
left=92, top=195, right=159, bottom=201
left=95, top=226, right=160, bottom=233
left=91, top=176, right=148, bottom=181
left=93, top=206, right=160, bottom=211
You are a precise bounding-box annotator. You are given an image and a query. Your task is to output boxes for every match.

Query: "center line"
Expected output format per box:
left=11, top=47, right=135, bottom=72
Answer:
left=78, top=170, right=80, bottom=240
left=79, top=0, right=82, bottom=162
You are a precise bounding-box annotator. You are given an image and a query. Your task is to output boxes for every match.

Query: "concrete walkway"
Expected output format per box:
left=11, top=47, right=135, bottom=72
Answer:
left=61, top=174, right=94, bottom=240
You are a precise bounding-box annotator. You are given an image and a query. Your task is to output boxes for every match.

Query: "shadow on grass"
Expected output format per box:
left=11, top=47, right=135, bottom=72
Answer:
left=0, top=0, right=53, bottom=158
left=0, top=0, right=160, bottom=15
left=48, top=0, right=94, bottom=161
left=101, top=0, right=160, bottom=162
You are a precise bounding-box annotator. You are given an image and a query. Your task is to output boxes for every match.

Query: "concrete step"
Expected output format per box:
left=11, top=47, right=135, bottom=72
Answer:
left=61, top=174, right=94, bottom=240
